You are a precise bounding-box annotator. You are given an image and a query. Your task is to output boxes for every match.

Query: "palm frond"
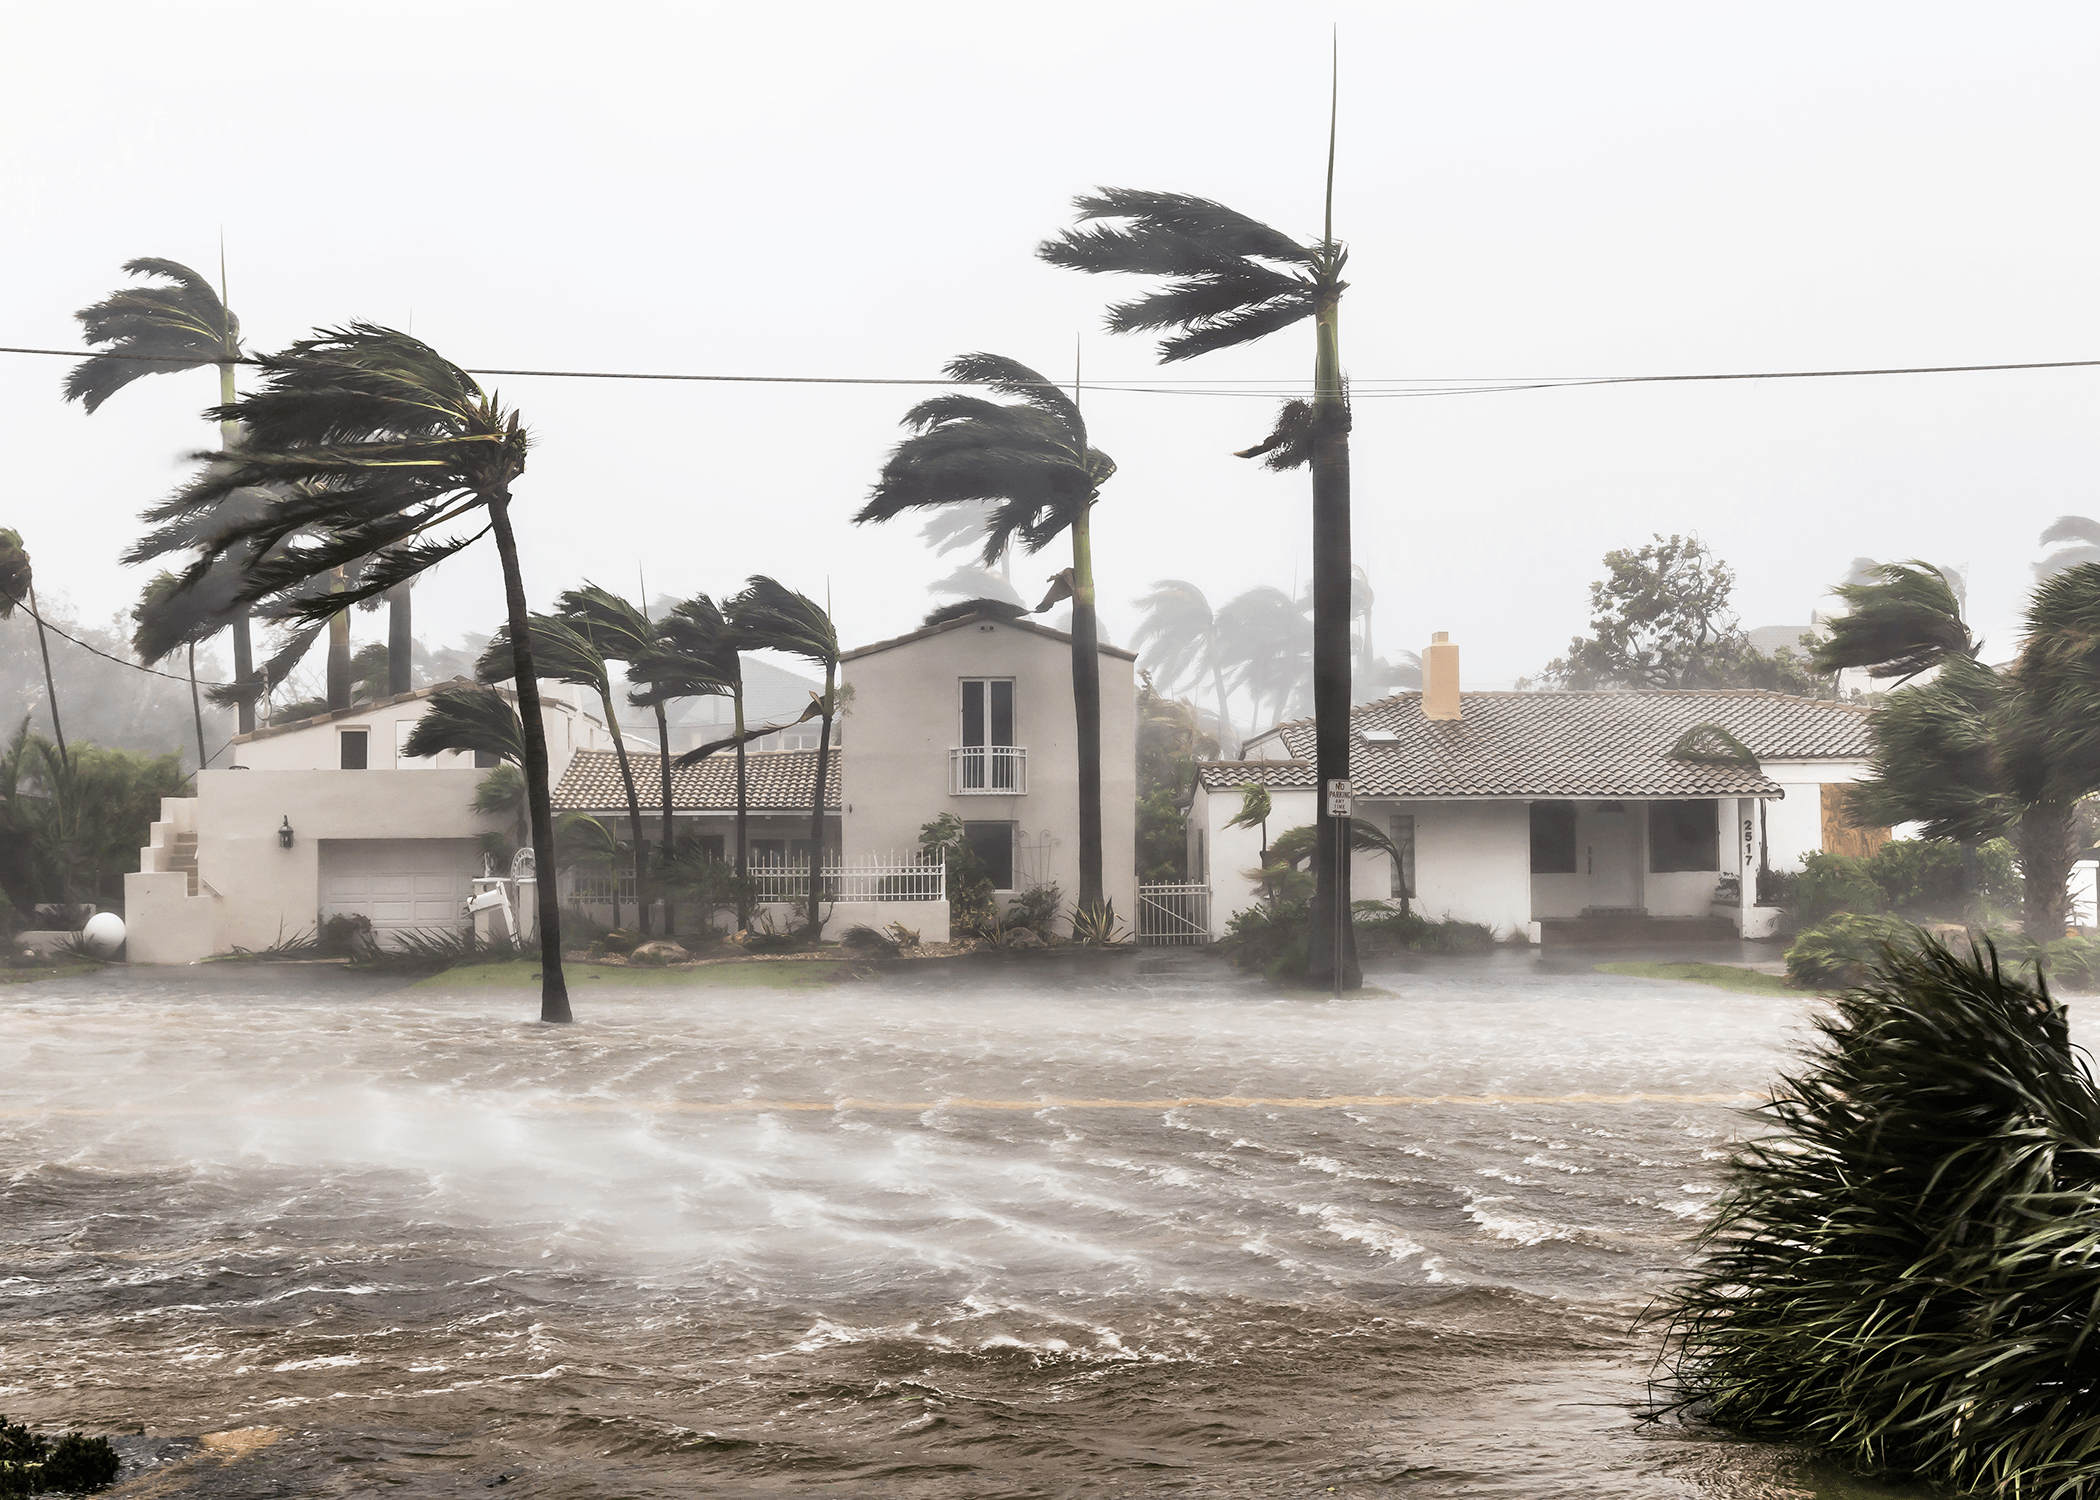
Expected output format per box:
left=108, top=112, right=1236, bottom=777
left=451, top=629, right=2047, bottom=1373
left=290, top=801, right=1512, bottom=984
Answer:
left=1815, top=560, right=1977, bottom=680
left=1055, top=188, right=1315, bottom=266
left=627, top=594, right=739, bottom=707
left=65, top=257, right=237, bottom=412
left=400, top=683, right=525, bottom=764
left=1850, top=654, right=2010, bottom=838
left=555, top=582, right=654, bottom=662
left=0, top=529, right=30, bottom=621
left=1128, top=579, right=1218, bottom=690
left=478, top=614, right=611, bottom=695
left=726, top=575, right=838, bottom=669
left=673, top=698, right=823, bottom=766
left=1151, top=296, right=1321, bottom=363
left=205, top=621, right=325, bottom=709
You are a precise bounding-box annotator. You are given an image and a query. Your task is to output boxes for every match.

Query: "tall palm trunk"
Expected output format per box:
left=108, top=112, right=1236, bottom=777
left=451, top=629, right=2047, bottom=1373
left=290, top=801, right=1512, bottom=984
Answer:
left=1070, top=501, right=1105, bottom=915
left=220, top=363, right=256, bottom=737
left=2018, top=801, right=2078, bottom=941
left=27, top=581, right=65, bottom=765
left=486, top=494, right=571, bottom=1024
left=387, top=582, right=413, bottom=696
left=733, top=680, right=751, bottom=931
left=806, top=661, right=836, bottom=936
left=655, top=700, right=675, bottom=940
left=326, top=568, right=352, bottom=711
left=188, top=642, right=207, bottom=771
left=1210, top=653, right=1234, bottom=759
left=594, top=693, right=649, bottom=936
left=1306, top=282, right=1361, bottom=990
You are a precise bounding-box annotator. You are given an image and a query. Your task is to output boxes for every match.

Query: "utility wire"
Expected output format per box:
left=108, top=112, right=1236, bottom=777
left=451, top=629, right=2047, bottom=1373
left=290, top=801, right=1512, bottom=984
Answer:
left=8, top=599, right=231, bottom=687
left=7, top=344, right=2100, bottom=398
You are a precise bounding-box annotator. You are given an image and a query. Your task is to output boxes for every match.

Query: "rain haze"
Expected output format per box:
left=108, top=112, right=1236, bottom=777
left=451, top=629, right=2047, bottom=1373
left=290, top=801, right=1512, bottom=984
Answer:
left=6, top=2, right=2095, bottom=683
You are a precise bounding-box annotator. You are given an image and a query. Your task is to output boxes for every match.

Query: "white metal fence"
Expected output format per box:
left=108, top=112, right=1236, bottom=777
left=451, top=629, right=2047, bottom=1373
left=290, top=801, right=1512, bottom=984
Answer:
left=1137, top=883, right=1212, bottom=945
left=565, top=859, right=946, bottom=906
left=949, top=744, right=1027, bottom=795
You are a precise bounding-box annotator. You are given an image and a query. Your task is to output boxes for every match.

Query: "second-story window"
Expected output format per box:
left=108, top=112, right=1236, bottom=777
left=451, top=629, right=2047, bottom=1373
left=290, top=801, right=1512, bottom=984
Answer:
left=959, top=679, right=1017, bottom=792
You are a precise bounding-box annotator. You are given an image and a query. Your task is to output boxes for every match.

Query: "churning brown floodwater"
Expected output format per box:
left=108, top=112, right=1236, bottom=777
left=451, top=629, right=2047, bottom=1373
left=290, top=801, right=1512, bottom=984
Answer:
left=2, top=955, right=1936, bottom=1497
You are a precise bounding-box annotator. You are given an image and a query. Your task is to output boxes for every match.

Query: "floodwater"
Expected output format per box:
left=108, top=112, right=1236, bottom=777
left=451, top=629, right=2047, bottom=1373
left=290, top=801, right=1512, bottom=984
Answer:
left=0, top=953, right=1937, bottom=1497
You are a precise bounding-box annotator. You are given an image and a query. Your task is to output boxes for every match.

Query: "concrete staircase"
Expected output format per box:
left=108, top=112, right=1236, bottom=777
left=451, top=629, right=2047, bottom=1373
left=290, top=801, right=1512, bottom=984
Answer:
left=1539, top=914, right=1739, bottom=948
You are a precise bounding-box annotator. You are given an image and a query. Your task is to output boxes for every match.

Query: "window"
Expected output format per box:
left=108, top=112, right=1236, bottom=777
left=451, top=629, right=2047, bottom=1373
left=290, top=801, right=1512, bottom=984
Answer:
left=1530, top=802, right=1578, bottom=874
left=1650, top=801, right=1719, bottom=872
left=960, top=679, right=1016, bottom=747
left=1387, top=813, right=1416, bottom=898
left=964, top=820, right=1015, bottom=890
left=339, top=728, right=369, bottom=770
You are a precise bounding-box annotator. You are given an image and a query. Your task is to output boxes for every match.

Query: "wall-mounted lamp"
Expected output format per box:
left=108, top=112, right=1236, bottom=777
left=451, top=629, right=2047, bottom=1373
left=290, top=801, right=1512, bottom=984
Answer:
left=278, top=816, right=295, bottom=849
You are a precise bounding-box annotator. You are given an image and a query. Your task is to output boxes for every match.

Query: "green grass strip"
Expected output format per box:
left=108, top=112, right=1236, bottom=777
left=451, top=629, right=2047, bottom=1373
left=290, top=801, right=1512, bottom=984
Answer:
left=0, top=961, right=103, bottom=986
left=1595, top=960, right=1795, bottom=996
left=410, top=959, right=843, bottom=991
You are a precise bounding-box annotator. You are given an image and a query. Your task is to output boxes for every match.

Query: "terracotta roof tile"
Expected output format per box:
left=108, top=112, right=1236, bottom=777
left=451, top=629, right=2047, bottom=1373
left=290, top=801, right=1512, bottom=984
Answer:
left=553, top=749, right=842, bottom=812
left=1197, top=690, right=1871, bottom=800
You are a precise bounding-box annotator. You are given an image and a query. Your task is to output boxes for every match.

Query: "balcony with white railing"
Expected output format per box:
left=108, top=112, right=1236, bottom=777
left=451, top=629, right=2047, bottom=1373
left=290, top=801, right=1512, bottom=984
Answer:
left=949, top=744, right=1027, bottom=795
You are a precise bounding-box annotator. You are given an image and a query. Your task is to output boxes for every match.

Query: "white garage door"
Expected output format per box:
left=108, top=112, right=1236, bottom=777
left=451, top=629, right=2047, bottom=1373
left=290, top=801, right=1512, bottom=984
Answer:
left=319, top=839, right=480, bottom=935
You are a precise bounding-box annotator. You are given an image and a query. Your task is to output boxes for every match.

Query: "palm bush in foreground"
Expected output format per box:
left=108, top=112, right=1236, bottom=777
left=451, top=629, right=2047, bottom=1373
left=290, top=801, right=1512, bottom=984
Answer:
left=1657, top=937, right=2100, bottom=1494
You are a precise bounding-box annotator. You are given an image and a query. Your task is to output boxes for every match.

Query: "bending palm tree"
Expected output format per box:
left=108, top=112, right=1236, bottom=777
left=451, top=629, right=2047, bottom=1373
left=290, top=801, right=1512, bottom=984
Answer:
left=727, top=576, right=840, bottom=935
left=1131, top=579, right=1235, bottom=757
left=630, top=596, right=742, bottom=931
left=0, top=529, right=64, bottom=763
left=855, top=352, right=1118, bottom=920
left=149, top=323, right=573, bottom=1022
left=1218, top=585, right=1312, bottom=730
left=1039, top=105, right=1358, bottom=985
left=477, top=614, right=645, bottom=932
left=555, top=582, right=658, bottom=935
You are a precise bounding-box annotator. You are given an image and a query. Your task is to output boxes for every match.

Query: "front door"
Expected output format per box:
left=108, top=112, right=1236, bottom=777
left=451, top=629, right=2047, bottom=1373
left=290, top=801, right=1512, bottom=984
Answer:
left=1585, top=804, right=1640, bottom=912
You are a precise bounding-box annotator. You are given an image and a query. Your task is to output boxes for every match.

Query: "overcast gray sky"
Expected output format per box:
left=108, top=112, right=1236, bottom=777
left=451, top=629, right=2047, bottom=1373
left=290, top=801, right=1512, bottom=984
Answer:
left=6, top=1, right=2096, bottom=695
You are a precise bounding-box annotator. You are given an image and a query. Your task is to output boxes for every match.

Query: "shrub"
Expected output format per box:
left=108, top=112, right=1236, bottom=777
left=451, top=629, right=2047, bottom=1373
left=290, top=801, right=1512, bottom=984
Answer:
left=1353, top=902, right=1496, bottom=955
left=838, top=924, right=900, bottom=958
left=1219, top=897, right=1309, bottom=979
left=1006, top=883, right=1063, bottom=935
left=1786, top=852, right=1887, bottom=930
left=1657, top=937, right=2100, bottom=1494
left=1783, top=912, right=1920, bottom=989
left=918, top=814, right=995, bottom=936
left=0, top=1414, right=120, bottom=1495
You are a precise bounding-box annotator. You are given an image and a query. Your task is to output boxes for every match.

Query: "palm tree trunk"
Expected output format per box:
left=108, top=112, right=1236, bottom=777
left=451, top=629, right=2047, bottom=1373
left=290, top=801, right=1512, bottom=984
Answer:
left=1306, top=289, right=1361, bottom=991
left=387, top=582, right=413, bottom=697
left=1070, top=503, right=1105, bottom=916
left=807, top=664, right=836, bottom=936
left=326, top=568, right=351, bottom=711
left=595, top=690, right=649, bottom=936
left=486, top=495, right=572, bottom=1024
left=2018, top=802, right=2078, bottom=941
left=188, top=642, right=208, bottom=771
left=26, top=582, right=65, bottom=766
left=734, top=682, right=751, bottom=932
left=221, top=362, right=256, bottom=737
left=655, top=700, right=675, bottom=940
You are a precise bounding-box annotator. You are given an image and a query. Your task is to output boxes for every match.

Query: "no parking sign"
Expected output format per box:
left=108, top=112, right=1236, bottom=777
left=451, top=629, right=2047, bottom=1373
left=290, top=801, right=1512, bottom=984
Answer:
left=1326, top=779, right=1354, bottom=819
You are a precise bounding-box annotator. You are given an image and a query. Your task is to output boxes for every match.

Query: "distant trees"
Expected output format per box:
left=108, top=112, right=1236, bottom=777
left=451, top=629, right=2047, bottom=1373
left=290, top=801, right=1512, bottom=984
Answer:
left=0, top=719, right=185, bottom=919
left=0, top=529, right=65, bottom=762
left=1536, top=534, right=1823, bottom=693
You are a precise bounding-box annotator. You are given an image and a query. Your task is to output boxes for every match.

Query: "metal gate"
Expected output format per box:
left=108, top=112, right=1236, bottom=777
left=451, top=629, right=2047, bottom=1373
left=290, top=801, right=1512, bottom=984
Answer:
left=1137, top=883, right=1211, bottom=946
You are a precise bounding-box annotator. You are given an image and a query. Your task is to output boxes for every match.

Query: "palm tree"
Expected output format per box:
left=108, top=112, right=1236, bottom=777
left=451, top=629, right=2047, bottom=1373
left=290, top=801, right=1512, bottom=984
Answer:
left=149, top=323, right=572, bottom=1022
left=65, top=257, right=263, bottom=733
left=477, top=613, right=646, bottom=931
left=0, top=529, right=65, bottom=764
left=727, top=576, right=840, bottom=935
left=630, top=595, right=742, bottom=931
left=554, top=582, right=658, bottom=935
left=1131, top=579, right=1236, bottom=757
left=1040, top=128, right=1359, bottom=985
left=855, top=352, right=1118, bottom=920
left=1815, top=560, right=2098, bottom=939
left=131, top=571, right=212, bottom=771
left=1217, top=585, right=1312, bottom=731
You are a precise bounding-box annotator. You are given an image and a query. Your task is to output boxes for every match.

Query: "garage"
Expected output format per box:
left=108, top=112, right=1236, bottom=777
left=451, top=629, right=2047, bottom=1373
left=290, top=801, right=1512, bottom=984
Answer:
left=319, top=839, right=482, bottom=940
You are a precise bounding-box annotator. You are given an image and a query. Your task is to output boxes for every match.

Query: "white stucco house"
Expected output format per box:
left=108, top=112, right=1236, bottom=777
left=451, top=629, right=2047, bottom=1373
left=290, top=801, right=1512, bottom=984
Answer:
left=1187, top=634, right=1877, bottom=945
left=124, top=603, right=1138, bottom=961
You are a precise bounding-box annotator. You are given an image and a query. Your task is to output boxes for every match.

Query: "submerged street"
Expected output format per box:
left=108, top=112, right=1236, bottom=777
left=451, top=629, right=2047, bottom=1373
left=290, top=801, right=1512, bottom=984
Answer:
left=2, top=956, right=1934, bottom=1497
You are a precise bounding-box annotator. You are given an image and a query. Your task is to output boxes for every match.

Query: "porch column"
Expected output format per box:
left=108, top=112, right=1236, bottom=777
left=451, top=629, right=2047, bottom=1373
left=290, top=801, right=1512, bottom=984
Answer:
left=1737, top=797, right=1766, bottom=937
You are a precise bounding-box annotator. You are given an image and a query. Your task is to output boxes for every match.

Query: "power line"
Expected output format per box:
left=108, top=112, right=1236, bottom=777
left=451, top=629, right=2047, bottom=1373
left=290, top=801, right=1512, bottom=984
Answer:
left=8, top=343, right=2100, bottom=398
left=8, top=600, right=230, bottom=687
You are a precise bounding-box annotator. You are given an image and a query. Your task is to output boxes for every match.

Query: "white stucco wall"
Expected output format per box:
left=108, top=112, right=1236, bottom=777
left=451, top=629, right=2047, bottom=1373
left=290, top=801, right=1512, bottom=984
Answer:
left=1759, top=758, right=1871, bottom=870
left=228, top=682, right=605, bottom=776
left=840, top=620, right=1137, bottom=921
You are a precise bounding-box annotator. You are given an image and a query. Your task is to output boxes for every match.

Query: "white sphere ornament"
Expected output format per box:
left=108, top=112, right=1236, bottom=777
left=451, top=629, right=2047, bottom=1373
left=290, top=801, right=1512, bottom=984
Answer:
left=82, top=912, right=126, bottom=956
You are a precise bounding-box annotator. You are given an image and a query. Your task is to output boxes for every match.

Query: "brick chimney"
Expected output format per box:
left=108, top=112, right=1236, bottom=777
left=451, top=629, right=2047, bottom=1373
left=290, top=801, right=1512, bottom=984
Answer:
left=1424, top=631, right=1460, bottom=720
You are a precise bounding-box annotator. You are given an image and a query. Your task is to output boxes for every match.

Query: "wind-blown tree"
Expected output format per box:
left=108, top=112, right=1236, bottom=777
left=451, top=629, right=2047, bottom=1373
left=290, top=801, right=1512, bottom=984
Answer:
left=1218, top=585, right=1312, bottom=730
left=477, top=614, right=646, bottom=931
left=1131, top=579, right=1237, bottom=757
left=0, top=529, right=65, bottom=763
left=2037, top=516, right=2100, bottom=582
left=630, top=595, right=742, bottom=930
left=727, top=576, right=841, bottom=935
left=148, top=324, right=573, bottom=1022
left=1817, top=560, right=2100, bottom=938
left=855, top=352, right=1118, bottom=921
left=928, top=565, right=1025, bottom=609
left=554, top=582, right=658, bottom=935
left=66, top=257, right=263, bottom=733
left=1040, top=164, right=1358, bottom=986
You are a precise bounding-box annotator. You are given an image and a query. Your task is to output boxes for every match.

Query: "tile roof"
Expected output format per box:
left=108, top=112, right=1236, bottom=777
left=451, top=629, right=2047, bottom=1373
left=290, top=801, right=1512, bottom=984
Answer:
left=553, top=749, right=842, bottom=812
left=1198, top=690, right=1873, bottom=800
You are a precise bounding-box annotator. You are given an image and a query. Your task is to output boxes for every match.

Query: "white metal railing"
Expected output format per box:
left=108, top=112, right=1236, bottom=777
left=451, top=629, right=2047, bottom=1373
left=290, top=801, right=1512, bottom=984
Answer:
left=568, top=860, right=947, bottom=905
left=949, top=744, right=1027, bottom=795
left=1137, top=883, right=1212, bottom=945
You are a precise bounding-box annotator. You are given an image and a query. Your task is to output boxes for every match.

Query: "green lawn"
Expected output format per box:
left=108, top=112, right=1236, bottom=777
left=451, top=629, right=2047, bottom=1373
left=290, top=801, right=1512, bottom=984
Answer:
left=1594, top=960, right=1796, bottom=996
left=0, top=961, right=103, bottom=986
left=410, top=959, right=844, bottom=991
